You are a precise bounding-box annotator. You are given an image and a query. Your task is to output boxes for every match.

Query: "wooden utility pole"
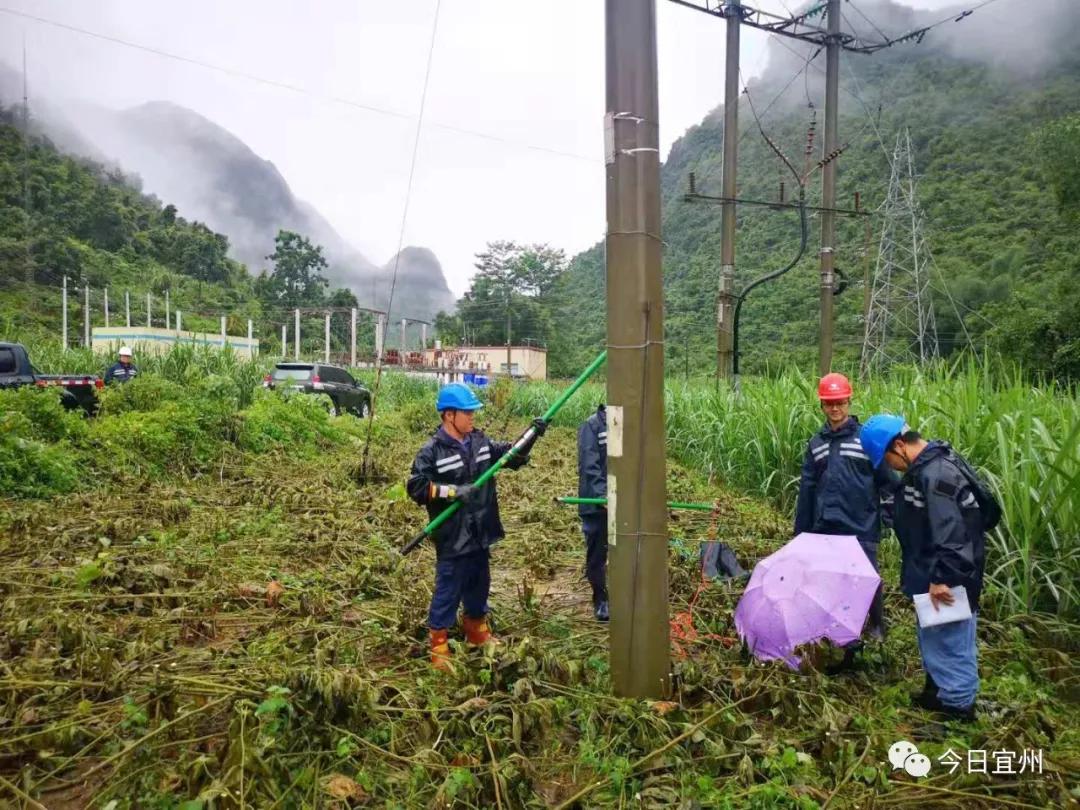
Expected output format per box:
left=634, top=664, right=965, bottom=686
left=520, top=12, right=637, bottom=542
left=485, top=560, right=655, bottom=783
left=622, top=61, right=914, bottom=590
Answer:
left=605, top=0, right=670, bottom=699
left=717, top=1, right=741, bottom=383
left=818, top=0, right=840, bottom=374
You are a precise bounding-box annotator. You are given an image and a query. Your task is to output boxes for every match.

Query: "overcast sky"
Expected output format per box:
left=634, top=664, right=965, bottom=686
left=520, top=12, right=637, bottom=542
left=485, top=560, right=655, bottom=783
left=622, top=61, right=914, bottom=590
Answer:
left=0, top=0, right=961, bottom=296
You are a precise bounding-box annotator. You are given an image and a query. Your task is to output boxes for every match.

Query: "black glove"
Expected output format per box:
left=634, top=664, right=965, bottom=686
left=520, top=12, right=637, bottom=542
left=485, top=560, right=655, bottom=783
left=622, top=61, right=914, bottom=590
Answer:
left=531, top=418, right=548, bottom=436
left=454, top=483, right=483, bottom=504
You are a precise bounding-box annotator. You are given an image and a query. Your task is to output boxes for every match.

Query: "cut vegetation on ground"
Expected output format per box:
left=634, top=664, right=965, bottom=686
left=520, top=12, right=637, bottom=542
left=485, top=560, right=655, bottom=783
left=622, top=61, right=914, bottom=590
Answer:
left=1, top=353, right=1078, bottom=808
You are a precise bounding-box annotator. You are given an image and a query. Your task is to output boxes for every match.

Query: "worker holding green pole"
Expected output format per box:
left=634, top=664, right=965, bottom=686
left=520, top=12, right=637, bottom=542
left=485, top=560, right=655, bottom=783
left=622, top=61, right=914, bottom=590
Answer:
left=407, top=382, right=545, bottom=671
left=404, top=351, right=607, bottom=670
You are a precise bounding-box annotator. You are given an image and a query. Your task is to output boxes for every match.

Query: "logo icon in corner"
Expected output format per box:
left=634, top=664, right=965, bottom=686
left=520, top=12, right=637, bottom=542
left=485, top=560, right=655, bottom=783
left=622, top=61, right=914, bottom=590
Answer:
left=888, top=740, right=931, bottom=778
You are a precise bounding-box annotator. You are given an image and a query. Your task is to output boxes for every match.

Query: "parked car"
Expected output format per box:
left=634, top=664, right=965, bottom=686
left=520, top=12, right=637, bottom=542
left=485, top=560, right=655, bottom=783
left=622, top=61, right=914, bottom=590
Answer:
left=0, top=342, right=102, bottom=414
left=263, top=362, right=372, bottom=417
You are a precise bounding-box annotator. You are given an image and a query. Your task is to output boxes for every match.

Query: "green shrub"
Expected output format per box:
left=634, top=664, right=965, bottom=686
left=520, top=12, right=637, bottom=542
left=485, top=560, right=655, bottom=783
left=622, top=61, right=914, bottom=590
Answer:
left=237, top=391, right=346, bottom=455
left=0, top=410, right=81, bottom=497
left=0, top=386, right=87, bottom=442
left=87, top=400, right=225, bottom=478
left=97, top=375, right=188, bottom=415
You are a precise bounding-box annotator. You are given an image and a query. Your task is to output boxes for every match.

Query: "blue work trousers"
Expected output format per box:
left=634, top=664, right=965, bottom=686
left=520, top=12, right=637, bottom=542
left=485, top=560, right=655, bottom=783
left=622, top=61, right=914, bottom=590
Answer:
left=428, top=550, right=491, bottom=629
left=915, top=613, right=979, bottom=709
left=581, top=513, right=608, bottom=604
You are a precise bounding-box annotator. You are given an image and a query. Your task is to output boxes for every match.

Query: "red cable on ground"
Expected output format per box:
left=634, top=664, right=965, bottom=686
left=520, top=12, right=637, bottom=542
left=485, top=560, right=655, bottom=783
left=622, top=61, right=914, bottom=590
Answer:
left=670, top=501, right=738, bottom=658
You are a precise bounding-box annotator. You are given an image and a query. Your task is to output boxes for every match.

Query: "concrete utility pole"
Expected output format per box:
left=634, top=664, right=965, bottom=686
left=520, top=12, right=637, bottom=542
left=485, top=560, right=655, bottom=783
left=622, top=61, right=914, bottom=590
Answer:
left=176, top=310, right=182, bottom=333
left=375, top=315, right=385, bottom=361
left=146, top=292, right=151, bottom=328
left=281, top=324, right=287, bottom=357
left=605, top=0, right=670, bottom=699
left=350, top=307, right=358, bottom=367
left=61, top=276, right=68, bottom=351
left=165, top=290, right=170, bottom=331
left=400, top=318, right=407, bottom=353
left=818, top=0, right=840, bottom=374
left=247, top=319, right=254, bottom=356
left=103, top=287, right=109, bottom=327
left=294, top=308, right=300, bottom=359
left=221, top=315, right=227, bottom=346
left=324, top=312, right=331, bottom=363
left=83, top=284, right=90, bottom=347
left=421, top=322, right=427, bottom=351
left=717, top=0, right=741, bottom=383
left=125, top=291, right=131, bottom=328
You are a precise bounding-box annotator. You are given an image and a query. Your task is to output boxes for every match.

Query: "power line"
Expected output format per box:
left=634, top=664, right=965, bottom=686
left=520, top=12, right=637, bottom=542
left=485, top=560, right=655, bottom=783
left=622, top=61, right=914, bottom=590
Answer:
left=360, top=0, right=442, bottom=476
left=0, top=5, right=600, bottom=165
left=845, top=0, right=892, bottom=43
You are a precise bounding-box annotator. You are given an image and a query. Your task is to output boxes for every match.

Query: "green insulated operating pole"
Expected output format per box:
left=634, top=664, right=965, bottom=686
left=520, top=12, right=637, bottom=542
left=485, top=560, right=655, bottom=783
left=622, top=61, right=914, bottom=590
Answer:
left=555, top=497, right=715, bottom=512
left=400, top=350, right=607, bottom=555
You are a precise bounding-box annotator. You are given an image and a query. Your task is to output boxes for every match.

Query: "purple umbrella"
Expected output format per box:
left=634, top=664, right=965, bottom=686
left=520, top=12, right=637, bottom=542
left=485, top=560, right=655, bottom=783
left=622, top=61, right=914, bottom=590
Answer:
left=734, top=532, right=880, bottom=670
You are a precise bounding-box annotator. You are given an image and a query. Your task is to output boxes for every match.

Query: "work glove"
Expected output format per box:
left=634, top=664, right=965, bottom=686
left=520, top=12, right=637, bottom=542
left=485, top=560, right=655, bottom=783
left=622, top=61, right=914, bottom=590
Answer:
left=531, top=418, right=548, bottom=436
left=428, top=483, right=483, bottom=504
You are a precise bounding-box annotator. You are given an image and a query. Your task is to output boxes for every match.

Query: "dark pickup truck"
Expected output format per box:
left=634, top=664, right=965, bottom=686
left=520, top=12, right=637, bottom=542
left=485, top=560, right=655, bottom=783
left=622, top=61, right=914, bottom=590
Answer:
left=0, top=342, right=103, bottom=414
left=263, top=362, right=372, bottom=418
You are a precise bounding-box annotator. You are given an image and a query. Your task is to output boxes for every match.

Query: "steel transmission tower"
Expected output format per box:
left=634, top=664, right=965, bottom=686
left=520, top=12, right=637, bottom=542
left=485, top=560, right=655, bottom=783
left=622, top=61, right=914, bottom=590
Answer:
left=861, top=128, right=938, bottom=375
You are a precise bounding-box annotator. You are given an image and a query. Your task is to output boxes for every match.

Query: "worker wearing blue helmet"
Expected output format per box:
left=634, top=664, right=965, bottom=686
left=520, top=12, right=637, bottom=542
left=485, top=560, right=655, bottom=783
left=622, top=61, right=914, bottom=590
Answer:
left=862, top=414, right=1001, bottom=723
left=407, top=382, right=546, bottom=671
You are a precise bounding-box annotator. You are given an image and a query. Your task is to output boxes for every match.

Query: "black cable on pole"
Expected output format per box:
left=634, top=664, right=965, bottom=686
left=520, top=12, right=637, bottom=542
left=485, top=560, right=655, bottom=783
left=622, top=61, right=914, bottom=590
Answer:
left=732, top=189, right=808, bottom=382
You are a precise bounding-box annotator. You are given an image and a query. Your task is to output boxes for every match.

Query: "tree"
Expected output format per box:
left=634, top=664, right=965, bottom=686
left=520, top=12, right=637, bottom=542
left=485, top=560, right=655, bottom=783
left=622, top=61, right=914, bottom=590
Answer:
left=263, top=230, right=329, bottom=309
left=1035, top=114, right=1080, bottom=217
left=443, top=241, right=566, bottom=348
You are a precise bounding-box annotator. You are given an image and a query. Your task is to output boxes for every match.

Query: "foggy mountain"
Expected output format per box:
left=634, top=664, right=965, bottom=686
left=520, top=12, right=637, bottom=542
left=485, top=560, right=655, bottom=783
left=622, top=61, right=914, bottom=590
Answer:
left=0, top=64, right=455, bottom=322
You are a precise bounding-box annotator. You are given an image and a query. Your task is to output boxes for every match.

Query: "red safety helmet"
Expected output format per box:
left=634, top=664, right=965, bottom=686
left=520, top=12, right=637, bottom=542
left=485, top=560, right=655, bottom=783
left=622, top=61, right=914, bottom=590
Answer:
left=818, top=372, right=852, bottom=402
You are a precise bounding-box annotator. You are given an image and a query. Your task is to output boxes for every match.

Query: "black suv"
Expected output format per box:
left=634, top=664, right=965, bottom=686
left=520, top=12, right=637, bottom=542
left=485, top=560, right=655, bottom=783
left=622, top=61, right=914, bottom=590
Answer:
left=263, top=362, right=372, bottom=417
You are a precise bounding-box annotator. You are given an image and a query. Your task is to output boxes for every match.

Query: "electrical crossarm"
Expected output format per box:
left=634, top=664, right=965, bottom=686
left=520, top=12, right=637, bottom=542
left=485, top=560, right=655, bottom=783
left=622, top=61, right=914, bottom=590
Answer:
left=400, top=350, right=608, bottom=555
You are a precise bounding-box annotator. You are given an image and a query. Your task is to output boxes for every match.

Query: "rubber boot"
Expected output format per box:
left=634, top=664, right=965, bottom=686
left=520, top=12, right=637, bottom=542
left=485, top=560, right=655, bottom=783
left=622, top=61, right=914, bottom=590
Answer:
left=910, top=672, right=938, bottom=706
left=591, top=585, right=609, bottom=623
left=429, top=629, right=453, bottom=672
left=463, top=615, right=500, bottom=647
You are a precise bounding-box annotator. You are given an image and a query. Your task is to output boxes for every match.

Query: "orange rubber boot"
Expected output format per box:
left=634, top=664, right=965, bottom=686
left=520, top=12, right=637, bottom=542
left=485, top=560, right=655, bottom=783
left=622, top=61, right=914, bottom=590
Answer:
left=429, top=629, right=453, bottom=671
left=463, top=616, right=501, bottom=647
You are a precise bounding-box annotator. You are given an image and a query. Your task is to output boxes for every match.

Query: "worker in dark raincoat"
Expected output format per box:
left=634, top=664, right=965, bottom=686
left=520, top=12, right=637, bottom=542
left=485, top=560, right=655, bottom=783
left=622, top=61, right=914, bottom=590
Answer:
left=577, top=404, right=609, bottom=621
left=407, top=382, right=545, bottom=671
left=104, top=346, right=139, bottom=384
left=862, top=414, right=999, bottom=723
left=795, top=373, right=897, bottom=672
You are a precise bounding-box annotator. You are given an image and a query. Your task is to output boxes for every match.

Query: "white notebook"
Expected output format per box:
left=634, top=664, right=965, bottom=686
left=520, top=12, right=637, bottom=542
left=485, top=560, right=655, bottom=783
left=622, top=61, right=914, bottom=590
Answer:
left=914, top=586, right=973, bottom=628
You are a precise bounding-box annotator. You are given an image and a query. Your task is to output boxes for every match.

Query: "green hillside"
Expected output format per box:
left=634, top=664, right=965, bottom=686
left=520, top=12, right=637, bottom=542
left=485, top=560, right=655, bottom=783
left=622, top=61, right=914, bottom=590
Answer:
left=547, top=43, right=1080, bottom=381
left=0, top=106, right=373, bottom=356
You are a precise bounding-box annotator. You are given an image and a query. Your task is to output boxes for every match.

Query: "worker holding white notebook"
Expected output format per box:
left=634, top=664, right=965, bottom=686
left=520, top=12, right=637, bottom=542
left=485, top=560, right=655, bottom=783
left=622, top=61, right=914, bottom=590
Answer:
left=861, top=415, right=1002, bottom=724
left=914, top=585, right=972, bottom=628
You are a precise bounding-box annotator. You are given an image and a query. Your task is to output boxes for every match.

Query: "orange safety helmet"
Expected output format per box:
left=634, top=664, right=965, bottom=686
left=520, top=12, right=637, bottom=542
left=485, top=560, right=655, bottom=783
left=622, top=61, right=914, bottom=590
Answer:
left=818, top=372, right=852, bottom=402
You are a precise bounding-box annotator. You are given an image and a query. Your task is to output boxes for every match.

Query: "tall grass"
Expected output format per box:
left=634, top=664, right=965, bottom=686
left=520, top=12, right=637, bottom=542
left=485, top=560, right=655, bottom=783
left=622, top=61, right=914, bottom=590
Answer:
left=505, top=360, right=1080, bottom=619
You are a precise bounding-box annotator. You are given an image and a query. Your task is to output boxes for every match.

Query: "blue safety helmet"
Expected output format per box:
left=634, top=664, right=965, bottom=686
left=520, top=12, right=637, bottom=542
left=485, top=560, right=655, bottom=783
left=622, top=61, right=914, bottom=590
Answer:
left=436, top=382, right=484, bottom=413
left=860, top=413, right=908, bottom=469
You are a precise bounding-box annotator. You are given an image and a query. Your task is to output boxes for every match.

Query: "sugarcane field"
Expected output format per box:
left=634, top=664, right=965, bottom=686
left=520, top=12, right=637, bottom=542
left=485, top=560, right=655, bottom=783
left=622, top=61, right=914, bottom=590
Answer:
left=2, top=0, right=1080, bottom=808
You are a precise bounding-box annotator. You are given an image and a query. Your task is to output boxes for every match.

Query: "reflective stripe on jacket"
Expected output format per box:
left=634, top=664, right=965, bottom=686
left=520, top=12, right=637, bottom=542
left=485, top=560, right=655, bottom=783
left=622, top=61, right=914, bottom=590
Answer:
left=577, top=405, right=607, bottom=516
left=893, top=441, right=987, bottom=611
left=794, top=416, right=898, bottom=545
left=407, top=427, right=528, bottom=559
